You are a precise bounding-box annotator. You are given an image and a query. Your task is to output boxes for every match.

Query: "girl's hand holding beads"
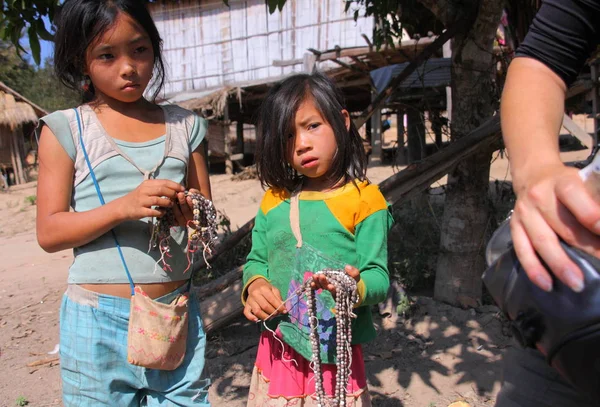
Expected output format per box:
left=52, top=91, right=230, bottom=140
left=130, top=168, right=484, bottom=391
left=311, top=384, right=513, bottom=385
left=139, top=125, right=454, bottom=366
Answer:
left=172, top=188, right=202, bottom=227
left=118, top=179, right=184, bottom=221
left=244, top=278, right=287, bottom=322
left=311, top=264, right=360, bottom=296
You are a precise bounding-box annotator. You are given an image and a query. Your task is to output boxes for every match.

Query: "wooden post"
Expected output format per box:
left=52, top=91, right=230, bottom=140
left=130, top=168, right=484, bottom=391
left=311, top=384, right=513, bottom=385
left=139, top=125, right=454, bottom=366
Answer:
left=443, top=35, right=452, bottom=130
left=236, top=118, right=244, bottom=157
left=407, top=108, right=425, bottom=164
left=16, top=129, right=26, bottom=184
left=9, top=131, right=18, bottom=186
left=223, top=105, right=232, bottom=175
left=431, top=110, right=443, bottom=149
left=370, top=90, right=382, bottom=166
left=303, top=52, right=317, bottom=73
left=10, top=129, right=26, bottom=184
left=396, top=109, right=407, bottom=166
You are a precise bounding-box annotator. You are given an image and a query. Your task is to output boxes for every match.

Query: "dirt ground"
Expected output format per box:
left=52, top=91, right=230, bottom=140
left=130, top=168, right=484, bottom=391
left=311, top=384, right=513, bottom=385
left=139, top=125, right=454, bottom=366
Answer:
left=0, top=145, right=590, bottom=407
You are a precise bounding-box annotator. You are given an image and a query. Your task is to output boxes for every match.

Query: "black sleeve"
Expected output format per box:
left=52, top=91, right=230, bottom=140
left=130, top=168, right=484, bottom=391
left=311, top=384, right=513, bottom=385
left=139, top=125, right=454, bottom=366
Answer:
left=515, top=0, right=600, bottom=86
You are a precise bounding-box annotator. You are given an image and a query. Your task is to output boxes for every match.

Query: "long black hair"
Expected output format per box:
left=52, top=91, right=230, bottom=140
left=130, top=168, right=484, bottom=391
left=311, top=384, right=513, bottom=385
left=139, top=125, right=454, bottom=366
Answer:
left=255, top=71, right=367, bottom=191
left=53, top=0, right=166, bottom=102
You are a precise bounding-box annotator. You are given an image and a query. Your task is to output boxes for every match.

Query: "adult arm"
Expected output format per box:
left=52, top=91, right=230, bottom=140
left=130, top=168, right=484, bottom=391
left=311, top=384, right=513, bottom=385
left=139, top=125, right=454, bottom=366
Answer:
left=502, top=0, right=600, bottom=291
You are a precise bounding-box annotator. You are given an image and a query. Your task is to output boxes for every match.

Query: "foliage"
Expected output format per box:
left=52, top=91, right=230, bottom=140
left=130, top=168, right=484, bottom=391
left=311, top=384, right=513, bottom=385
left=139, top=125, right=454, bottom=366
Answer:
left=27, top=57, right=80, bottom=111
left=15, top=396, right=29, bottom=407
left=24, top=195, right=36, bottom=205
left=344, top=0, right=443, bottom=49
left=264, top=0, right=286, bottom=14
left=0, top=0, right=56, bottom=65
left=0, top=41, right=35, bottom=92
left=0, top=42, right=79, bottom=111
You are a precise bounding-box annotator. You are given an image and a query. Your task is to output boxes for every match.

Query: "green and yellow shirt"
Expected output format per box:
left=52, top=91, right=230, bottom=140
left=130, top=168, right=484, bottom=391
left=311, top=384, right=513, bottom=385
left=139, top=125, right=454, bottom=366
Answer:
left=243, top=180, right=393, bottom=350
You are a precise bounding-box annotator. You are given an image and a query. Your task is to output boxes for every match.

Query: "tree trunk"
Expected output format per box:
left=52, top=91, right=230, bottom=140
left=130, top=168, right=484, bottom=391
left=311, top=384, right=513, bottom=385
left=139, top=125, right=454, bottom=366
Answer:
left=433, top=0, right=503, bottom=307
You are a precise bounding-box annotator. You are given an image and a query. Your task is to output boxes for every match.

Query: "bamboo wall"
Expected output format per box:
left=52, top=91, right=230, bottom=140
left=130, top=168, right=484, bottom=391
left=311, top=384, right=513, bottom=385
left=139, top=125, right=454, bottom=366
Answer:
left=149, top=0, right=373, bottom=96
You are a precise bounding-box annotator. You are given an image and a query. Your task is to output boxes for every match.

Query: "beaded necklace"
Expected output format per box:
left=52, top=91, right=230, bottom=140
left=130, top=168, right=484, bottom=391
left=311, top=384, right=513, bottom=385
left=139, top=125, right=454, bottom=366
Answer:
left=150, top=191, right=218, bottom=272
left=303, top=269, right=358, bottom=407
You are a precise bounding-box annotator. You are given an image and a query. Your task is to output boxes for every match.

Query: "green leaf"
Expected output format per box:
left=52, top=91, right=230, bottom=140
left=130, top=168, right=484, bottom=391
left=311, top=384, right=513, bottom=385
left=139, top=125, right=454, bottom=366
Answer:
left=28, top=25, right=41, bottom=65
left=34, top=18, right=54, bottom=41
left=266, top=0, right=278, bottom=14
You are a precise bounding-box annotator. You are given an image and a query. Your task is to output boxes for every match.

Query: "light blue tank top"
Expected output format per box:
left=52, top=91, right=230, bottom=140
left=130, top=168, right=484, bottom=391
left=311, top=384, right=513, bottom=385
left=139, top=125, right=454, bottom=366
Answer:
left=38, top=104, right=207, bottom=284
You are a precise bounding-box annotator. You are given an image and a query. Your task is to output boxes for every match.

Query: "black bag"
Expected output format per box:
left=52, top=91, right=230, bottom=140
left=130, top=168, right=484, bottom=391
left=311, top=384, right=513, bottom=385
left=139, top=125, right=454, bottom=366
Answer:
left=482, top=217, right=600, bottom=400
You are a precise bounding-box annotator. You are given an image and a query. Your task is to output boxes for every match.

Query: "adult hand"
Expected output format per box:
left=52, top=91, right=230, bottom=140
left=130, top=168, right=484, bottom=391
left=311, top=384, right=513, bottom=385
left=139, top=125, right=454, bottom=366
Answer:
left=311, top=264, right=360, bottom=296
left=243, top=278, right=286, bottom=322
left=510, top=162, right=600, bottom=292
left=117, top=179, right=184, bottom=221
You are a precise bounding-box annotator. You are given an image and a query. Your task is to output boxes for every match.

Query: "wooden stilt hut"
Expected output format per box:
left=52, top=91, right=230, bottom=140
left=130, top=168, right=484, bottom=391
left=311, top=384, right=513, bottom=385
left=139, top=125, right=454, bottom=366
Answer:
left=0, top=82, right=47, bottom=186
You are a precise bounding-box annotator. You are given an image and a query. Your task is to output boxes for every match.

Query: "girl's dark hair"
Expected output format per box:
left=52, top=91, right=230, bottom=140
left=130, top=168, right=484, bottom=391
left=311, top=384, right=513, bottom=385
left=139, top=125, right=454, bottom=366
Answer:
left=53, top=0, right=166, bottom=102
left=255, top=71, right=367, bottom=191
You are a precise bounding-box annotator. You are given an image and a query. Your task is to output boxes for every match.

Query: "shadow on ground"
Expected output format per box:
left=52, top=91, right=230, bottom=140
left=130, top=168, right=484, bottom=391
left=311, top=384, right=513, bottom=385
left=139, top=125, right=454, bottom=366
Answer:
left=206, top=296, right=512, bottom=406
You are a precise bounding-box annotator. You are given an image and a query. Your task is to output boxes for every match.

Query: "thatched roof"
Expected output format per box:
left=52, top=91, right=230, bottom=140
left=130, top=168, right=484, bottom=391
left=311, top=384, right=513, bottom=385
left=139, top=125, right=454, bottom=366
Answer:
left=176, top=86, right=243, bottom=120
left=0, top=81, right=48, bottom=130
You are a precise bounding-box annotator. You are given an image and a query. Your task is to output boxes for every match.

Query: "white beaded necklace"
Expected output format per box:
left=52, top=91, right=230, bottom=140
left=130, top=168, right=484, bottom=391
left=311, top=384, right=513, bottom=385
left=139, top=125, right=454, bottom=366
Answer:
left=303, top=268, right=358, bottom=406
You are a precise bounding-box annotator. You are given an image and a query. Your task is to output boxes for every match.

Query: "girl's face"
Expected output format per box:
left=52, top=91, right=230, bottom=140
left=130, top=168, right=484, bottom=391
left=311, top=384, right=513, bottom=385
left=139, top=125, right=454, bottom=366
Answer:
left=85, top=12, right=155, bottom=104
left=287, top=97, right=350, bottom=190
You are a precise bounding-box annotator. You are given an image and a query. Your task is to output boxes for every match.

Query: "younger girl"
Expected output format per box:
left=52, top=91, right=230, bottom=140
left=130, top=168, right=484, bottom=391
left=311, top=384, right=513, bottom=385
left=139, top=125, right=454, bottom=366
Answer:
left=36, top=1, right=211, bottom=405
left=242, top=72, right=393, bottom=406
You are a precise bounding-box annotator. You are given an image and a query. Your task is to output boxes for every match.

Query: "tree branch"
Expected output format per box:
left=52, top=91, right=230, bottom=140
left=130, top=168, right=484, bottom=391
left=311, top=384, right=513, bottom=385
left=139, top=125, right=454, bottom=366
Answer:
left=416, top=0, right=449, bottom=25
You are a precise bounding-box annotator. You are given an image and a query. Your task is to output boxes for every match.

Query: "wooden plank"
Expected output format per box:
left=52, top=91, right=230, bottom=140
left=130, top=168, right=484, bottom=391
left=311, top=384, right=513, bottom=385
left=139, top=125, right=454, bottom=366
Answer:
left=271, top=37, right=437, bottom=67
left=191, top=217, right=255, bottom=272
left=566, top=78, right=593, bottom=100
left=199, top=279, right=243, bottom=334
left=236, top=119, right=244, bottom=156
left=562, top=113, right=593, bottom=149
left=195, top=265, right=243, bottom=299
left=379, top=115, right=501, bottom=204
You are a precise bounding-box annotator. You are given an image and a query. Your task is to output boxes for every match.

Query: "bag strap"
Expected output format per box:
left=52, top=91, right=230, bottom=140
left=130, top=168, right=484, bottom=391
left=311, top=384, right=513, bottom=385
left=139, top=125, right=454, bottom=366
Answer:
left=289, top=191, right=303, bottom=248
left=79, top=104, right=171, bottom=180
left=73, top=108, right=136, bottom=296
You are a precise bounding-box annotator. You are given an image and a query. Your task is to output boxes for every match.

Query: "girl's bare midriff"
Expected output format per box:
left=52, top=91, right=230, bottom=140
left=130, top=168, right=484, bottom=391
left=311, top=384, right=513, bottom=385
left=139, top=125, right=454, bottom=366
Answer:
left=79, top=280, right=187, bottom=299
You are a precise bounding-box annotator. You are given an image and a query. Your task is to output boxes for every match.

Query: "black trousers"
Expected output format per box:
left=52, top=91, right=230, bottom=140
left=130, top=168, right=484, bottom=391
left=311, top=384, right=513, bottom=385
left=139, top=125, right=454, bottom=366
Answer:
left=495, top=346, right=599, bottom=407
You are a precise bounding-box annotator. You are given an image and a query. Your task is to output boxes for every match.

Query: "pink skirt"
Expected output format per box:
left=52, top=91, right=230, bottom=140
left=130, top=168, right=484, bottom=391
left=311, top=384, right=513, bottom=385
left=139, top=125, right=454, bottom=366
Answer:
left=247, top=331, right=371, bottom=406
